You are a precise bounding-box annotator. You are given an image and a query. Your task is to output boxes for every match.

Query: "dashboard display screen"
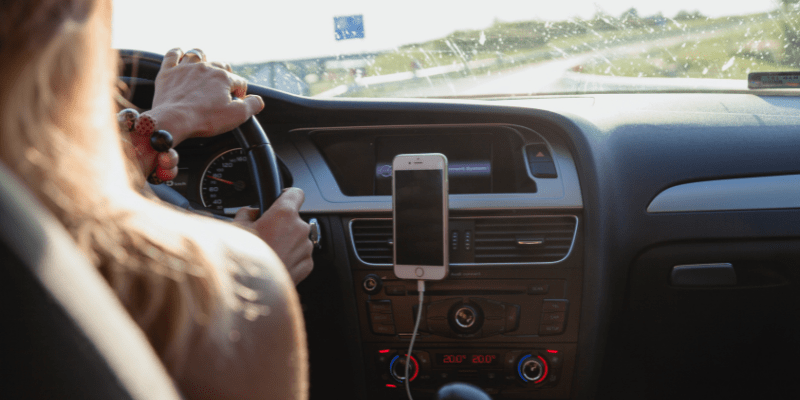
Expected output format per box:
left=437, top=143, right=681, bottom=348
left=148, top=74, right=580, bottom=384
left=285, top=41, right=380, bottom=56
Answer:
left=394, top=169, right=444, bottom=266
left=376, top=134, right=491, bottom=195
left=435, top=354, right=499, bottom=367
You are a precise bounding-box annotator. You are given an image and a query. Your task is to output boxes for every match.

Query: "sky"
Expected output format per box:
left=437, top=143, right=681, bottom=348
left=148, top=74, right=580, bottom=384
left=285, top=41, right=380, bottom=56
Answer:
left=111, top=0, right=781, bottom=64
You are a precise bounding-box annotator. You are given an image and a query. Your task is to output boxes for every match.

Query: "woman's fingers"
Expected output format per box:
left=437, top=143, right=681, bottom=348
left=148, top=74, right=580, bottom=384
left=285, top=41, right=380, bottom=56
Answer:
left=162, top=48, right=184, bottom=70
left=234, top=206, right=259, bottom=223
left=210, top=61, right=233, bottom=73
left=229, top=73, right=249, bottom=99
left=225, top=95, right=265, bottom=126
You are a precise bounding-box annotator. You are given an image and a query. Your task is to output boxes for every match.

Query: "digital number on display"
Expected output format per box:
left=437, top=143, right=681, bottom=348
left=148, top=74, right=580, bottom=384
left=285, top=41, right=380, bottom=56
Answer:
left=437, top=354, right=498, bottom=366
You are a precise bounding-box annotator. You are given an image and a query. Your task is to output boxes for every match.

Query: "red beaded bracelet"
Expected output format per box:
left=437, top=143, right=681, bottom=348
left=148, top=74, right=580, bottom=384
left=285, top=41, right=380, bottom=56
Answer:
left=117, top=108, right=175, bottom=184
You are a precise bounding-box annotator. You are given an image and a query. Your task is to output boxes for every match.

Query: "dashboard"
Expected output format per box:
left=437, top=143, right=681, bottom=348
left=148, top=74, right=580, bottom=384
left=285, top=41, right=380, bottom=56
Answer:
left=123, top=53, right=800, bottom=399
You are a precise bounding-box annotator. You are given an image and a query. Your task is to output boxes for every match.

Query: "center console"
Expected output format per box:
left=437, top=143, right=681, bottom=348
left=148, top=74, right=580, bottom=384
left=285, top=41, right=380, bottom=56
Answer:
left=283, top=122, right=584, bottom=399
left=348, top=214, right=582, bottom=399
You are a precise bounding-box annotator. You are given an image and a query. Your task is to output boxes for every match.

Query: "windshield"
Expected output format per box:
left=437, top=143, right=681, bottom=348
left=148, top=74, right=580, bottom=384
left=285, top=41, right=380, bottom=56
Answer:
left=112, top=1, right=794, bottom=98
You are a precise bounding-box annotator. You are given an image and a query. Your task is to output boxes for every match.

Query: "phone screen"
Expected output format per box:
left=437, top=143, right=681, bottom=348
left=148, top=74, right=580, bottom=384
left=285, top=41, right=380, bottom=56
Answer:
left=394, top=169, right=444, bottom=266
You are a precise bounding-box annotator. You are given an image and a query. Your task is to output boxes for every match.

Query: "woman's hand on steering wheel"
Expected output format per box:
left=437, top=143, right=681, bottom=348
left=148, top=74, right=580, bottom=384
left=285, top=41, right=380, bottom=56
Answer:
left=128, top=48, right=264, bottom=182
left=233, top=188, right=314, bottom=285
left=133, top=48, right=307, bottom=281
left=145, top=47, right=265, bottom=146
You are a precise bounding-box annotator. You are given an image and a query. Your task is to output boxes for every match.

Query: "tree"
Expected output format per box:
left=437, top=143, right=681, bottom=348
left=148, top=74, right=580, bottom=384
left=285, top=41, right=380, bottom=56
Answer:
left=674, top=10, right=706, bottom=21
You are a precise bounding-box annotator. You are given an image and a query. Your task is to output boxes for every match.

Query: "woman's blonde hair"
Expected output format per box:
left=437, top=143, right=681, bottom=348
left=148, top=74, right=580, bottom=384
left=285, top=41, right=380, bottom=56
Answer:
left=0, top=0, right=218, bottom=375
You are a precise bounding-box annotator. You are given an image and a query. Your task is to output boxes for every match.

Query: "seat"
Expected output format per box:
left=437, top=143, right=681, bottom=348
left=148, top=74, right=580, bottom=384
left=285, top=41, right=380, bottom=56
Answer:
left=0, top=161, right=182, bottom=399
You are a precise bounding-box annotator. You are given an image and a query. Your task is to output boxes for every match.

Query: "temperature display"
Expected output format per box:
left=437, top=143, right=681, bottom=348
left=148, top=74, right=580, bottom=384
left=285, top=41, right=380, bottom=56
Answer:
left=436, top=354, right=499, bottom=367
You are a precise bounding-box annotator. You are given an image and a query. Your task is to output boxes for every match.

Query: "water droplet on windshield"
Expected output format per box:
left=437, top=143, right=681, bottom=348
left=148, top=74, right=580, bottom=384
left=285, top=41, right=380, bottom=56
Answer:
left=721, top=56, right=736, bottom=71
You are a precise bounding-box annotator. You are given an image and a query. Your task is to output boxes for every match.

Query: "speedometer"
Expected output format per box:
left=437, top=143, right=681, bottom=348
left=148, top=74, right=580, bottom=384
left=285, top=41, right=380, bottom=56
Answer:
left=199, top=148, right=257, bottom=214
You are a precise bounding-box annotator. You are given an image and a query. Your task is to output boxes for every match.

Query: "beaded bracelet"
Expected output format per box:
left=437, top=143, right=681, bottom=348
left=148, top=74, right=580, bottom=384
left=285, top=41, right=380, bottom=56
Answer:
left=117, top=108, right=175, bottom=184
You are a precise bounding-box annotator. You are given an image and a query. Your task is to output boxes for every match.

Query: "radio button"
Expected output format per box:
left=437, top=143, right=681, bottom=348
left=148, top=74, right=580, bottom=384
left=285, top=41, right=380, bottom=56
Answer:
left=545, top=353, right=562, bottom=368
left=527, top=284, right=549, bottom=295
left=542, top=299, right=568, bottom=313
left=415, top=351, right=431, bottom=367
left=540, top=312, right=565, bottom=324
left=367, top=300, right=393, bottom=314
left=371, top=313, right=394, bottom=324
left=504, top=304, right=520, bottom=332
left=539, top=324, right=564, bottom=335
left=377, top=353, right=390, bottom=364
left=505, top=352, right=519, bottom=368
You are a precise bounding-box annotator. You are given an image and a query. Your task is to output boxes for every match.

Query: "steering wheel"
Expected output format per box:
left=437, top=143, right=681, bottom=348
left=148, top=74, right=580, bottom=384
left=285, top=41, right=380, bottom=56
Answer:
left=232, top=116, right=283, bottom=214
left=119, top=50, right=282, bottom=215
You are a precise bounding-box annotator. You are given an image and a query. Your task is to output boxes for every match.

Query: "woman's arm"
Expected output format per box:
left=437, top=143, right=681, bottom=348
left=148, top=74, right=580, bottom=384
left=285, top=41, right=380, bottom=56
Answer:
left=163, top=216, right=309, bottom=400
left=123, top=49, right=314, bottom=284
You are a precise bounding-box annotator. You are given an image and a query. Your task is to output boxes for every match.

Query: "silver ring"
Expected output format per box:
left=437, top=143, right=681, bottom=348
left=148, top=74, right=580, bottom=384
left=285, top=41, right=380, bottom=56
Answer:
left=181, top=49, right=204, bottom=62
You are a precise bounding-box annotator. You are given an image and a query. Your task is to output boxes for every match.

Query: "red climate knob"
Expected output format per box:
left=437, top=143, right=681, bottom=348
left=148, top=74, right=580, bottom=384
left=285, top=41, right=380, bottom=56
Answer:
left=517, top=354, right=548, bottom=384
left=390, top=354, right=419, bottom=383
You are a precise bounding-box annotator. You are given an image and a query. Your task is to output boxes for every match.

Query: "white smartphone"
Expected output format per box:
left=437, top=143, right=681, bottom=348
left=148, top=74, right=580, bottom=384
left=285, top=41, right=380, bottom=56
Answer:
left=392, top=153, right=449, bottom=280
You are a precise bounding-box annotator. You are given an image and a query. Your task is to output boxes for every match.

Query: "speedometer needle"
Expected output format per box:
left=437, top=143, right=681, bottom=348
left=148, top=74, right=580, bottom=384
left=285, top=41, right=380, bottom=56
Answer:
left=206, top=175, right=234, bottom=185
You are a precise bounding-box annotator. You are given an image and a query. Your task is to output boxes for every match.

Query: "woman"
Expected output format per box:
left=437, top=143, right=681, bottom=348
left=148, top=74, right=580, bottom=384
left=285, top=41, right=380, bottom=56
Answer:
left=0, top=0, right=308, bottom=398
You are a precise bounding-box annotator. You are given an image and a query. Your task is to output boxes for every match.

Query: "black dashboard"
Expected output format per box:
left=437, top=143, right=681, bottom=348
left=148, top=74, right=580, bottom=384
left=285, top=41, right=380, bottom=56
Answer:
left=123, top=53, right=800, bottom=399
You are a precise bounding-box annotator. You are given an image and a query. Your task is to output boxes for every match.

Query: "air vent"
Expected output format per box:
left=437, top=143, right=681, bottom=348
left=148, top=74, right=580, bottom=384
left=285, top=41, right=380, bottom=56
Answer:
left=473, top=216, right=577, bottom=264
left=349, top=216, right=577, bottom=266
left=350, top=219, right=393, bottom=265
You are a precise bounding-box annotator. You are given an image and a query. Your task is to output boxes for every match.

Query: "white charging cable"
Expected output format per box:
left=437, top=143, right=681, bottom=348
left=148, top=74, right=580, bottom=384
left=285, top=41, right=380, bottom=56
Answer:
left=405, top=280, right=426, bottom=400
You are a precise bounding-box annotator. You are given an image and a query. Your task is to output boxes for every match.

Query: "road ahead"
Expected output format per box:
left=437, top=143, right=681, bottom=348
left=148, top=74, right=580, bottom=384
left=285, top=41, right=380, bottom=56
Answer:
left=377, top=27, right=746, bottom=98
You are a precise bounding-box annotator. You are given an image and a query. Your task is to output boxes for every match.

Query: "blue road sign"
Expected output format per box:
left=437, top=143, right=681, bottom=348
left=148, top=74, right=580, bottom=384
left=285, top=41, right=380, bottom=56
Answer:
left=334, top=15, right=364, bottom=40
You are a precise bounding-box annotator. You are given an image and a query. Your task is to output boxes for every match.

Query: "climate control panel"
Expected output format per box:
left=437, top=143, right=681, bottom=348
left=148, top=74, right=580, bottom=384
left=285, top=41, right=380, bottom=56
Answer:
left=370, top=347, right=569, bottom=398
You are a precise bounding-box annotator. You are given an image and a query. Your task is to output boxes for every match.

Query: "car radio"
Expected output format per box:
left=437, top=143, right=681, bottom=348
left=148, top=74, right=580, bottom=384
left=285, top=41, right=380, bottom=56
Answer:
left=356, top=276, right=579, bottom=399
left=349, top=213, right=583, bottom=399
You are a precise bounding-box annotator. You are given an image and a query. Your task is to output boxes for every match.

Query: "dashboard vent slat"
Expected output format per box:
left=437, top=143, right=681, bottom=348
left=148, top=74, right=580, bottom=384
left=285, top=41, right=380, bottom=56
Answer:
left=350, top=216, right=577, bottom=266
left=351, top=219, right=393, bottom=265
left=472, top=216, right=577, bottom=264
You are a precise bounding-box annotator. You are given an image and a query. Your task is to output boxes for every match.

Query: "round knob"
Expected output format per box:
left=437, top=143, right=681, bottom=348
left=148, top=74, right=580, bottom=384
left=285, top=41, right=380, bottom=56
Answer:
left=518, top=354, right=548, bottom=384
left=454, top=306, right=477, bottom=329
left=389, top=354, right=419, bottom=383
left=362, top=274, right=382, bottom=294
left=450, top=303, right=482, bottom=333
